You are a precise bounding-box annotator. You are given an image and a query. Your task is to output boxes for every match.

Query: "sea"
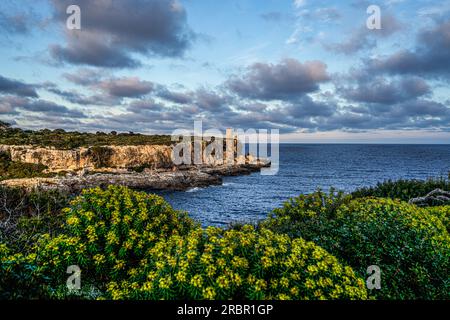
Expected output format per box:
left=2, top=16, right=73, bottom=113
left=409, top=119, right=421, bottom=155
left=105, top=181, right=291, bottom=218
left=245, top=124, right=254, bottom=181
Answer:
left=155, top=144, right=450, bottom=227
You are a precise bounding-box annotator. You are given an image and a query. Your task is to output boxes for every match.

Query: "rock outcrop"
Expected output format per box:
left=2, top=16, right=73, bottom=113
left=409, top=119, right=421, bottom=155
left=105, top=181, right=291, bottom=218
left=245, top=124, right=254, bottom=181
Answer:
left=0, top=144, right=173, bottom=171
left=409, top=189, right=450, bottom=206
left=0, top=164, right=267, bottom=192
left=0, top=143, right=271, bottom=192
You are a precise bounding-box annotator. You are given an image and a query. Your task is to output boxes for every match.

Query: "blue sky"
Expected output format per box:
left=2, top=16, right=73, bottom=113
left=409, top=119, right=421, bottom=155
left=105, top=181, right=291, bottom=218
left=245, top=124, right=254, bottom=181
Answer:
left=0, top=0, right=449, bottom=143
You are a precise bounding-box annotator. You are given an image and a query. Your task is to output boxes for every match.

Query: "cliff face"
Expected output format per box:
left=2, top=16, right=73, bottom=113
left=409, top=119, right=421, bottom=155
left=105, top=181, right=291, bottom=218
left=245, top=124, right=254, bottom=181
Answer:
left=0, top=145, right=173, bottom=171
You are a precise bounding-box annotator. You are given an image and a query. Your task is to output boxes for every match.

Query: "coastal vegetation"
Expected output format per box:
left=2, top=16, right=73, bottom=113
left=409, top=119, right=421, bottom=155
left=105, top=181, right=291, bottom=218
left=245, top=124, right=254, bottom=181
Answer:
left=1, top=175, right=449, bottom=300
left=0, top=122, right=173, bottom=149
left=0, top=150, right=54, bottom=181
left=262, top=190, right=450, bottom=299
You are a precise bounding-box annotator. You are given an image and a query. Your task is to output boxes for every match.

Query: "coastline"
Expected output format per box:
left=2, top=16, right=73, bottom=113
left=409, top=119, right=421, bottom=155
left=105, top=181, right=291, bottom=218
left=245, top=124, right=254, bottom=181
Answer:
left=0, top=162, right=269, bottom=192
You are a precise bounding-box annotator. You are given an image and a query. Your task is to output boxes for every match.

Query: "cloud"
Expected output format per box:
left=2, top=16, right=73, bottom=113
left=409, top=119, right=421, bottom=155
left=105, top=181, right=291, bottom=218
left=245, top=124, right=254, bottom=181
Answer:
left=226, top=59, right=330, bottom=100
left=0, top=12, right=30, bottom=34
left=287, top=95, right=337, bottom=118
left=46, top=87, right=117, bottom=106
left=294, top=0, right=306, bottom=9
left=326, top=14, right=403, bottom=54
left=53, top=73, right=154, bottom=105
left=0, top=75, right=38, bottom=97
left=366, top=20, right=450, bottom=78
left=50, top=0, right=195, bottom=68
left=194, top=88, right=231, bottom=112
left=299, top=7, right=341, bottom=22
left=0, top=95, right=26, bottom=114
left=340, top=77, right=430, bottom=104
left=62, top=68, right=105, bottom=86
left=260, top=11, right=284, bottom=23
left=97, top=77, right=154, bottom=98
left=156, top=87, right=193, bottom=104
left=18, top=99, right=86, bottom=118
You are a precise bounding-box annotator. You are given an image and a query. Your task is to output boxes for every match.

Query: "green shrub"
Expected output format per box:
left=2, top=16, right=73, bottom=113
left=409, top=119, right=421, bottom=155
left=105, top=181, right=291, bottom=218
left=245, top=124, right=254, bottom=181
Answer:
left=264, top=195, right=450, bottom=299
left=0, top=186, right=367, bottom=300
left=0, top=125, right=173, bottom=149
left=0, top=186, right=69, bottom=252
left=426, top=206, right=450, bottom=233
left=352, top=178, right=450, bottom=205
left=0, top=186, right=197, bottom=299
left=261, top=189, right=352, bottom=242
left=105, top=226, right=367, bottom=300
left=0, top=244, right=50, bottom=299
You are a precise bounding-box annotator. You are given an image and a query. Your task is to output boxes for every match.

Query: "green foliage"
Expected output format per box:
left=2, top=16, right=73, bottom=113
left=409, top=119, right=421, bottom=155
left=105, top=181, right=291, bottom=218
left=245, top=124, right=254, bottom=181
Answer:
left=107, top=226, right=367, bottom=300
left=0, top=186, right=69, bottom=253
left=0, top=186, right=367, bottom=300
left=2, top=183, right=449, bottom=300
left=352, top=178, right=450, bottom=204
left=0, top=186, right=197, bottom=298
left=426, top=206, right=450, bottom=233
left=0, top=126, right=172, bottom=149
left=0, top=244, right=50, bottom=299
left=0, top=151, right=52, bottom=181
left=264, top=194, right=450, bottom=299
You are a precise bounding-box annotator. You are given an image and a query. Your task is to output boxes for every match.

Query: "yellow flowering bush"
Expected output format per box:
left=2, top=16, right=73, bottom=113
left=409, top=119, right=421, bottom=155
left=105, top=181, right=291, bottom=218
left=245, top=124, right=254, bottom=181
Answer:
left=426, top=205, right=450, bottom=232
left=1, top=186, right=198, bottom=298
left=105, top=226, right=368, bottom=300
left=265, top=194, right=450, bottom=299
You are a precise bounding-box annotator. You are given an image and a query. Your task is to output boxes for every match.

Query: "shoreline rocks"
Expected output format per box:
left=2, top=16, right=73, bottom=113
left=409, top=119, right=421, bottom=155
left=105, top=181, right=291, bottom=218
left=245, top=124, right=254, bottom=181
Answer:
left=0, top=163, right=269, bottom=192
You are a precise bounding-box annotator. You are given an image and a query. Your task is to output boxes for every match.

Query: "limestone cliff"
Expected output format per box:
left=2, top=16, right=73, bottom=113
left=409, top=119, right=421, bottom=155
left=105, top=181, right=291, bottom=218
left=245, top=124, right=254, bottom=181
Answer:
left=0, top=145, right=173, bottom=171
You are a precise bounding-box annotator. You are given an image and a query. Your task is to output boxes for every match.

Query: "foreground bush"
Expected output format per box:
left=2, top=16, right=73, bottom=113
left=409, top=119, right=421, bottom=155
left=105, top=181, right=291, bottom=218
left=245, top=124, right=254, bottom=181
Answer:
left=107, top=226, right=367, bottom=300
left=1, top=186, right=197, bottom=299
left=426, top=206, right=450, bottom=233
left=0, top=186, right=367, bottom=300
left=352, top=178, right=450, bottom=205
left=0, top=186, right=69, bottom=252
left=264, top=192, right=450, bottom=299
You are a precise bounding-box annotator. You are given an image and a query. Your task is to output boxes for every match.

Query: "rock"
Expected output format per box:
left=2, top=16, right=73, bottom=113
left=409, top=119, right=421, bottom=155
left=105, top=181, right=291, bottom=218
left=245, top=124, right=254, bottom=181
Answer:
left=0, top=143, right=271, bottom=192
left=0, top=170, right=223, bottom=193
left=409, top=189, right=450, bottom=206
left=1, top=144, right=173, bottom=171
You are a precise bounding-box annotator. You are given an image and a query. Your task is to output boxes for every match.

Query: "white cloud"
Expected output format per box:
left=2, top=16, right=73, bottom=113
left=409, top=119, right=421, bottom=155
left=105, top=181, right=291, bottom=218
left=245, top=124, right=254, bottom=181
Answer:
left=294, top=0, right=306, bottom=9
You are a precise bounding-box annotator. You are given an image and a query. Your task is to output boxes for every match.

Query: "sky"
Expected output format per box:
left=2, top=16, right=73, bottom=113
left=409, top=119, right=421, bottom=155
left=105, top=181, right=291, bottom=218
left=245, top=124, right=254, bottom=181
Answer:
left=0, top=0, right=449, bottom=143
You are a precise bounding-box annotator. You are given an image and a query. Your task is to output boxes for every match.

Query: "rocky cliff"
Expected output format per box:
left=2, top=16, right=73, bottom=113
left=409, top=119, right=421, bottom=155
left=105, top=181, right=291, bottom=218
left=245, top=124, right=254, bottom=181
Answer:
left=0, top=144, right=173, bottom=171
left=0, top=144, right=270, bottom=191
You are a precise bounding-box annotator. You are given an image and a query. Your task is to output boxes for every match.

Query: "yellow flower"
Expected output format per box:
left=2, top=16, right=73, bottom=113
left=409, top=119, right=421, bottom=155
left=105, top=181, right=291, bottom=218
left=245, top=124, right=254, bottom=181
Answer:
left=93, top=254, right=105, bottom=265
left=261, top=256, right=272, bottom=268
left=203, top=287, right=216, bottom=300
left=307, top=265, right=319, bottom=275
left=216, top=276, right=230, bottom=289
left=159, top=276, right=172, bottom=290
left=280, top=277, right=289, bottom=288
left=176, top=270, right=187, bottom=282
left=277, top=294, right=290, bottom=300
left=254, top=279, right=266, bottom=292
left=190, top=274, right=203, bottom=288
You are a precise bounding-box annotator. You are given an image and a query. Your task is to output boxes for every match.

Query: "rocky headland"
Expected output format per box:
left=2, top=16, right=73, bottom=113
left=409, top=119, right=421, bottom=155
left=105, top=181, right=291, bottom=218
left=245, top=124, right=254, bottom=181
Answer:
left=0, top=144, right=270, bottom=192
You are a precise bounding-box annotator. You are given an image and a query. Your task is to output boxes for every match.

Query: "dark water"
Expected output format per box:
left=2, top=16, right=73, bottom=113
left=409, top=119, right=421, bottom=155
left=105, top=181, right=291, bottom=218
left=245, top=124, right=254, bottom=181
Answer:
left=156, top=144, right=450, bottom=227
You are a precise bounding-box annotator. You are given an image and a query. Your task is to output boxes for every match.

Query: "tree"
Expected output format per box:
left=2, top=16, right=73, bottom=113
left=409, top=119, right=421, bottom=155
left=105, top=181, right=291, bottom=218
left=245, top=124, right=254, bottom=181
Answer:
left=0, top=121, right=11, bottom=130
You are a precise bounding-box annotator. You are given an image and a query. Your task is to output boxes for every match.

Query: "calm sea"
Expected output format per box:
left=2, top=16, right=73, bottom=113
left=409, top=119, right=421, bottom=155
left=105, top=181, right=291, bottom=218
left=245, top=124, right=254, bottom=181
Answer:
left=155, top=144, right=450, bottom=227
